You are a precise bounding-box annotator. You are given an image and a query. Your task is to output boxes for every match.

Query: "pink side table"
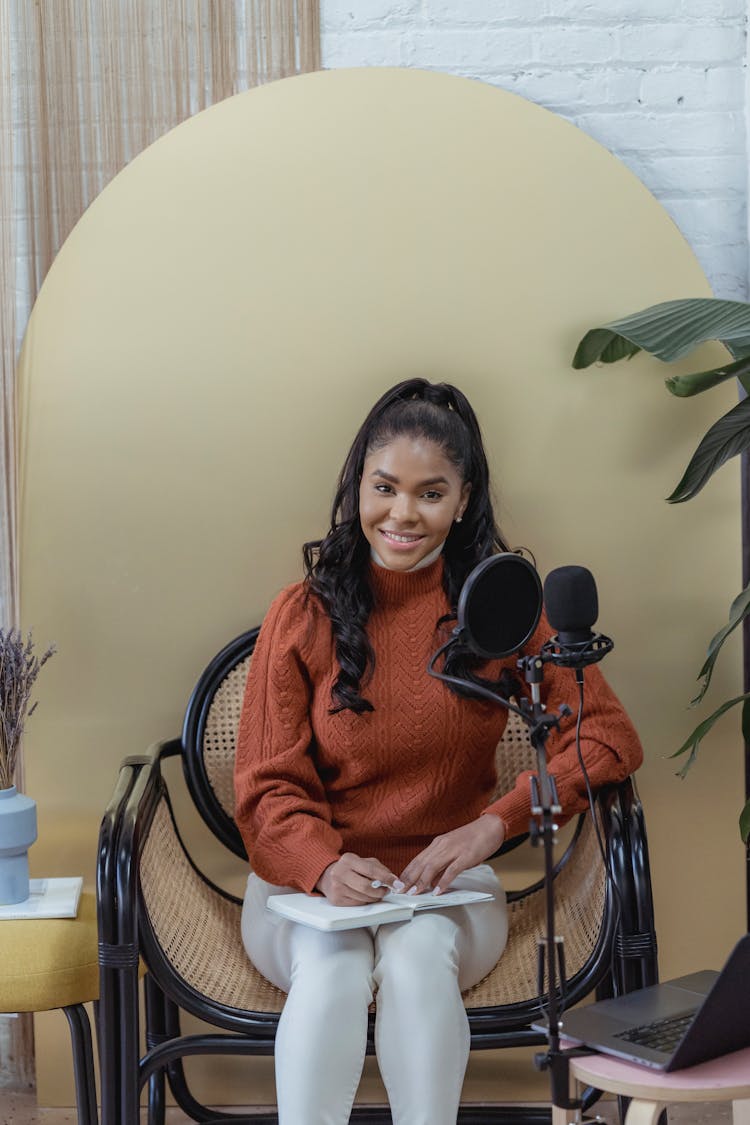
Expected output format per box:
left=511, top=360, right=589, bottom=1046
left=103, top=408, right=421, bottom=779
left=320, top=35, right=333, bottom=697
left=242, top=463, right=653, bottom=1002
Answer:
left=552, top=1045, right=750, bottom=1125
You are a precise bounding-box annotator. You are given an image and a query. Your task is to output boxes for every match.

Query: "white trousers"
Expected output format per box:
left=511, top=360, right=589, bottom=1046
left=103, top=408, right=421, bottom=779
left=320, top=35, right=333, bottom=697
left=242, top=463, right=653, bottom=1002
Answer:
left=241, top=864, right=508, bottom=1125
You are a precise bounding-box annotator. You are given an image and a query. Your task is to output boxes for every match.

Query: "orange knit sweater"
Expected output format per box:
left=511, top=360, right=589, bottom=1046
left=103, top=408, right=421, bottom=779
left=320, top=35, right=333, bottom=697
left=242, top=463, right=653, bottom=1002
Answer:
left=234, top=557, right=643, bottom=893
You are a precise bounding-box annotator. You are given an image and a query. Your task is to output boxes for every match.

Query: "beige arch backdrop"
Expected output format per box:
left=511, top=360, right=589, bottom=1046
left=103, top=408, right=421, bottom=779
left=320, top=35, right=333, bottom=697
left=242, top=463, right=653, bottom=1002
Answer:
left=19, top=67, right=744, bottom=1107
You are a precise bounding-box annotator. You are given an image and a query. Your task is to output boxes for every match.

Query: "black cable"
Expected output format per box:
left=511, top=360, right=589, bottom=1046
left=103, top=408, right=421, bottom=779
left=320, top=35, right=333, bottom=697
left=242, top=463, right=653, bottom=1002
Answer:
left=537, top=673, right=624, bottom=1026
left=573, top=674, right=607, bottom=865
left=427, top=640, right=528, bottom=720
left=573, top=673, right=623, bottom=987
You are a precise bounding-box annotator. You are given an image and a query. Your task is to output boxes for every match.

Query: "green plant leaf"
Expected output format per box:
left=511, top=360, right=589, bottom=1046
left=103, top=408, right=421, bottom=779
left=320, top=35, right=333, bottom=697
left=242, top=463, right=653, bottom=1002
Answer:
left=740, top=798, right=750, bottom=845
left=573, top=298, right=750, bottom=369
left=573, top=328, right=642, bottom=367
left=691, top=584, right=750, bottom=705
left=666, top=354, right=750, bottom=398
left=666, top=395, right=750, bottom=503
left=669, top=692, right=750, bottom=777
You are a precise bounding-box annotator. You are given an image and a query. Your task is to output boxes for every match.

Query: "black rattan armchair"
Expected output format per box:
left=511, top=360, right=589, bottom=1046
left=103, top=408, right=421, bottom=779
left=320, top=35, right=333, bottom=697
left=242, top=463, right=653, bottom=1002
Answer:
left=97, top=627, right=658, bottom=1125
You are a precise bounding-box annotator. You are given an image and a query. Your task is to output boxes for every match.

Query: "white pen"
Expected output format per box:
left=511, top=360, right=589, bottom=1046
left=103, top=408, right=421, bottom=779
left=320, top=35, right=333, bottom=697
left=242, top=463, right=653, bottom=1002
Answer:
left=370, top=879, right=405, bottom=892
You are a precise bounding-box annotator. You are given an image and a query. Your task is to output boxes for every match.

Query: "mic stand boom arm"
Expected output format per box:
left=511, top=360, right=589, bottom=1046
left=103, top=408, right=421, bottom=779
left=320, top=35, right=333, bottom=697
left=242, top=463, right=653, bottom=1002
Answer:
left=427, top=639, right=592, bottom=1113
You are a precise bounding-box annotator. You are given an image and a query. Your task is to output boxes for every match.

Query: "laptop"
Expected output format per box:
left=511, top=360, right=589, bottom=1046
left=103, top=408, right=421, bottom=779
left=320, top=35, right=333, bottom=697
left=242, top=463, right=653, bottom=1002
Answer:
left=535, top=934, right=750, bottom=1071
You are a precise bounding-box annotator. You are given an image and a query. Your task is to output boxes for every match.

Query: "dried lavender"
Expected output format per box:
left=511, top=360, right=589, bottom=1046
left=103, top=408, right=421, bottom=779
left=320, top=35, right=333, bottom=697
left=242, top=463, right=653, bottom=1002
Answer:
left=0, top=629, right=56, bottom=790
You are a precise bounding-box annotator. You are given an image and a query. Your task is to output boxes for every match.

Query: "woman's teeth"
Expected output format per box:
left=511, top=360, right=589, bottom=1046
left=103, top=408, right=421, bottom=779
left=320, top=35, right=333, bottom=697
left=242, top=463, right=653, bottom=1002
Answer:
left=382, top=531, right=421, bottom=543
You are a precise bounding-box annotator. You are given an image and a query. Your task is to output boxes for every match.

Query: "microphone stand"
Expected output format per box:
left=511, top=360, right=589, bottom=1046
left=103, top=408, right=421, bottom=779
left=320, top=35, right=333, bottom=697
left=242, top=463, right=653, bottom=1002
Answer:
left=515, top=653, right=593, bottom=1112
left=428, top=642, right=594, bottom=1115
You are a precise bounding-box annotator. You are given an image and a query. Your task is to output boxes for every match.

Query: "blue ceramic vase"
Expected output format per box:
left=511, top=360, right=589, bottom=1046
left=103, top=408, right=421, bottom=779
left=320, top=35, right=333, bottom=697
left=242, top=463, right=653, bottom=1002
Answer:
left=0, top=786, right=37, bottom=904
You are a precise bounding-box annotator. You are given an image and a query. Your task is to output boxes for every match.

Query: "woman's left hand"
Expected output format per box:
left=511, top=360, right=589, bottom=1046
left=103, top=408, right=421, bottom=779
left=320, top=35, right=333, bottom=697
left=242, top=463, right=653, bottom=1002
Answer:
left=398, top=813, right=506, bottom=895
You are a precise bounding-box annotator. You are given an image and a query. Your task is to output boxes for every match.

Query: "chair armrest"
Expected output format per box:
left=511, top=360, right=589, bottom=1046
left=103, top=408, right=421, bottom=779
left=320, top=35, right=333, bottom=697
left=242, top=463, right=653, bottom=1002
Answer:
left=597, top=777, right=658, bottom=993
left=97, top=740, right=181, bottom=950
left=97, top=755, right=150, bottom=947
left=116, top=741, right=182, bottom=947
left=618, top=776, right=658, bottom=989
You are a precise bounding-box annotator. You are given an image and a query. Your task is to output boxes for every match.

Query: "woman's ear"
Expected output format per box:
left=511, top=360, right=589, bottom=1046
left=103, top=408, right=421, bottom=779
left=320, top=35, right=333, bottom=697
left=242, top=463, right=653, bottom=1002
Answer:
left=457, top=481, right=472, bottom=521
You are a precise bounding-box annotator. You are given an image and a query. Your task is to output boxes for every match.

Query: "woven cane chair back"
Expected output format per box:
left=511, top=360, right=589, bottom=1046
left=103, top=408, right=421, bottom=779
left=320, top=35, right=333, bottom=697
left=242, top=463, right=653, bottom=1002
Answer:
left=182, top=627, right=538, bottom=860
left=181, top=629, right=257, bottom=857
left=198, top=655, right=250, bottom=821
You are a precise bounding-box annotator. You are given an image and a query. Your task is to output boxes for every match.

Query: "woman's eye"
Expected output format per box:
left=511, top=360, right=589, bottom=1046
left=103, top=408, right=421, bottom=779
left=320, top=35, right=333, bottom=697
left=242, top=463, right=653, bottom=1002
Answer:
left=375, top=484, right=393, bottom=494
left=423, top=490, right=443, bottom=501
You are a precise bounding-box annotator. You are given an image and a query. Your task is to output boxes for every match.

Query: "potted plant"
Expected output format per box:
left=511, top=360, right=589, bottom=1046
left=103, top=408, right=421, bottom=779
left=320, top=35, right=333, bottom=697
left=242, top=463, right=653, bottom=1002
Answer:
left=0, top=628, right=55, bottom=903
left=573, top=297, right=750, bottom=846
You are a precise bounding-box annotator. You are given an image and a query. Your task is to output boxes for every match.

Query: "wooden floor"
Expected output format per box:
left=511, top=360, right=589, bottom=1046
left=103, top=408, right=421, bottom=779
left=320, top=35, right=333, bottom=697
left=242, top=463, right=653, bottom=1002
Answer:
left=2, top=1095, right=267, bottom=1123
left=0, top=1094, right=734, bottom=1125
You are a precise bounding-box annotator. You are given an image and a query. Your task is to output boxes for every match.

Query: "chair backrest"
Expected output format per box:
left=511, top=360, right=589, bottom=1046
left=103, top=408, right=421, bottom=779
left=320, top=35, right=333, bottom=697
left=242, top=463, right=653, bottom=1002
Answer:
left=182, top=627, right=538, bottom=860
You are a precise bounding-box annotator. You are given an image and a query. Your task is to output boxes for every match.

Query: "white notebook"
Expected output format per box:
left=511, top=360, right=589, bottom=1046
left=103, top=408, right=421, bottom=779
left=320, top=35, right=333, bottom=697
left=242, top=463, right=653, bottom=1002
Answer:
left=266, top=888, right=493, bottom=932
left=0, top=877, right=83, bottom=920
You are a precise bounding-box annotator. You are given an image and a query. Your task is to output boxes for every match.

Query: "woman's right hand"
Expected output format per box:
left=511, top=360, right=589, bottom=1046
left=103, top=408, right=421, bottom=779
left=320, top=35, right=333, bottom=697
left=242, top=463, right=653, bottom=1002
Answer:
left=316, top=852, right=404, bottom=906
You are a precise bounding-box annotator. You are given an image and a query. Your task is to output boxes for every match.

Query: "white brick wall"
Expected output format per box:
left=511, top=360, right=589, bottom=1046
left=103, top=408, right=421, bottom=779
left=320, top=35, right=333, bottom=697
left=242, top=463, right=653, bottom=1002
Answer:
left=321, top=0, right=749, bottom=299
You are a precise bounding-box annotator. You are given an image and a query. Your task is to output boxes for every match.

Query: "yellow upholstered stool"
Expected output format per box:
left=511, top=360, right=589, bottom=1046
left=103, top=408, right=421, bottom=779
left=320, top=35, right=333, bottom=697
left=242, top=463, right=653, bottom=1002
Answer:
left=0, top=890, right=99, bottom=1124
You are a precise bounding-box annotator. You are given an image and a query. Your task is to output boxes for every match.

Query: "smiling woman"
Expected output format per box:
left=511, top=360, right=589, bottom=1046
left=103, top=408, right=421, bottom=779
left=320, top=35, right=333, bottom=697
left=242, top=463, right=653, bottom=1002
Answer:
left=233, top=376, right=643, bottom=1125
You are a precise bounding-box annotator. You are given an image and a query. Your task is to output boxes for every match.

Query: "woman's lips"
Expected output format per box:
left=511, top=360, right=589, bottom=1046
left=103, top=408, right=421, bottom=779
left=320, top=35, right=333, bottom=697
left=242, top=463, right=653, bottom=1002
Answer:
left=379, top=529, right=425, bottom=549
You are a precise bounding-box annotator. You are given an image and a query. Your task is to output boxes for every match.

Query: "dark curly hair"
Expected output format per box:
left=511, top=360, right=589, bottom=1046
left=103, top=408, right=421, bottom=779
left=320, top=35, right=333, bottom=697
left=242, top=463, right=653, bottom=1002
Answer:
left=303, top=378, right=513, bottom=713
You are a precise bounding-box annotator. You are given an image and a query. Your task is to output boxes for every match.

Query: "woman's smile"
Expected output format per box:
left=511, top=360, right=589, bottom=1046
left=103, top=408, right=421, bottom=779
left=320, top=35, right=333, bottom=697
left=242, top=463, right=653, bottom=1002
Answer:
left=379, top=529, right=425, bottom=547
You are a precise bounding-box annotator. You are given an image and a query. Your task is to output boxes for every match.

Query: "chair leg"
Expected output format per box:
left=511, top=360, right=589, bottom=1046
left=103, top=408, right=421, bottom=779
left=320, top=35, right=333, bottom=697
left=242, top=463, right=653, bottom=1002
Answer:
left=733, top=1099, right=750, bottom=1125
left=159, top=995, right=270, bottom=1123
left=162, top=995, right=219, bottom=1123
left=96, top=961, right=122, bottom=1125
left=144, top=974, right=167, bottom=1125
left=62, top=1004, right=98, bottom=1125
left=118, top=956, right=142, bottom=1124
left=623, top=1101, right=666, bottom=1125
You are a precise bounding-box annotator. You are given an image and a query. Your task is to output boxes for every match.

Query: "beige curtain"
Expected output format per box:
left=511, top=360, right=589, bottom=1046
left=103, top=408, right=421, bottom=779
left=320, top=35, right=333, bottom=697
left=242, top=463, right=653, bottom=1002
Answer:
left=0, top=1, right=17, bottom=631
left=0, top=0, right=320, bottom=632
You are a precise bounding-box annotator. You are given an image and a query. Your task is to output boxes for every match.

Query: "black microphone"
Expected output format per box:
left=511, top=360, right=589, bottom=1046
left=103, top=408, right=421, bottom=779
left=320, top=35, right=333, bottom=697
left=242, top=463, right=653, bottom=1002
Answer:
left=456, top=553, right=543, bottom=659
left=541, top=565, right=613, bottom=669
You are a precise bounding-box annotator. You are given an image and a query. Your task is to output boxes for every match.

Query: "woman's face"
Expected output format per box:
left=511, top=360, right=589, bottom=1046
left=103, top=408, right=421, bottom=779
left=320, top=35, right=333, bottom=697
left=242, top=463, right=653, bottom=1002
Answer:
left=358, top=435, right=471, bottom=571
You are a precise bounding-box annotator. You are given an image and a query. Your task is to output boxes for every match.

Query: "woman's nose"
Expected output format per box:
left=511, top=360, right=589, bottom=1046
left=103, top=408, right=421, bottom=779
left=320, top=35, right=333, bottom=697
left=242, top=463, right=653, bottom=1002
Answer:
left=390, top=492, right=417, bottom=522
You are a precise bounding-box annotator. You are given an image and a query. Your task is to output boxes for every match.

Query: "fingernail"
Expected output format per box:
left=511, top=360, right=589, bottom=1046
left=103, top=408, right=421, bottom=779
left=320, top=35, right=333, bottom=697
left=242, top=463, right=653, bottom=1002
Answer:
left=407, top=885, right=418, bottom=896
left=433, top=886, right=441, bottom=895
left=392, top=879, right=405, bottom=893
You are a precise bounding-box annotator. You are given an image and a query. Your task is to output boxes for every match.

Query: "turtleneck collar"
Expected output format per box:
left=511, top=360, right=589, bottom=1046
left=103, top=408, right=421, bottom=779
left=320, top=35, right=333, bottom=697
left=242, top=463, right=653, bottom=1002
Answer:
left=370, top=540, right=444, bottom=572
left=368, top=553, right=445, bottom=607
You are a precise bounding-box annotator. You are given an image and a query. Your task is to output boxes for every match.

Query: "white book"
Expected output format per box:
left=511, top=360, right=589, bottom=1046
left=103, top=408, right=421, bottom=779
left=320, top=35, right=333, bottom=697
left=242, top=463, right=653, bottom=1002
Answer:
left=266, top=887, right=493, bottom=932
left=0, top=877, right=83, bottom=921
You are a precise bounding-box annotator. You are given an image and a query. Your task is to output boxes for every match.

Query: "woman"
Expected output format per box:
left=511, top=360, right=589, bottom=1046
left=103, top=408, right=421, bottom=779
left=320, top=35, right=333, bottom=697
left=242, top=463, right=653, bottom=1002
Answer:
left=234, top=378, right=642, bottom=1125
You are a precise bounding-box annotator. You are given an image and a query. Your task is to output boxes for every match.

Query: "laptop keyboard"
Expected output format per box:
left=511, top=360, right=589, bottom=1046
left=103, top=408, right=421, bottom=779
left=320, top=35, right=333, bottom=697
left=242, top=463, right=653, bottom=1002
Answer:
left=614, top=1012, right=694, bottom=1053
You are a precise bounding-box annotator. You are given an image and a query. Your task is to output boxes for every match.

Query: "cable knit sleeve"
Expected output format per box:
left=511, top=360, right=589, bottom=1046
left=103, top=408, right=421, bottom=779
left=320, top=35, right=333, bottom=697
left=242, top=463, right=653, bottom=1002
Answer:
left=484, top=613, right=644, bottom=842
left=233, top=585, right=344, bottom=893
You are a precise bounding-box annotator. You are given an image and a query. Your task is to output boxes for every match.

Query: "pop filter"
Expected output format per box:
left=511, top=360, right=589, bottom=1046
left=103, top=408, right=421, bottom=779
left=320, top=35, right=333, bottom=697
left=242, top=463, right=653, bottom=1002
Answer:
left=457, top=553, right=543, bottom=660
